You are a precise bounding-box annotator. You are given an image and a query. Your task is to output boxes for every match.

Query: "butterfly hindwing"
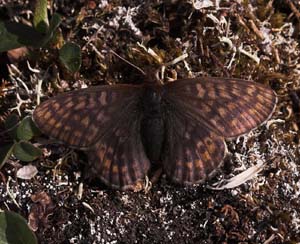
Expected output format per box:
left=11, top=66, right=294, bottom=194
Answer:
left=164, top=77, right=277, bottom=138
left=87, top=110, right=151, bottom=189
left=163, top=107, right=226, bottom=184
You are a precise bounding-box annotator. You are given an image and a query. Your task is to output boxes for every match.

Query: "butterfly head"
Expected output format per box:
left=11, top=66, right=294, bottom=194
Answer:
left=140, top=85, right=165, bottom=119
left=144, top=84, right=163, bottom=102
left=137, top=66, right=163, bottom=85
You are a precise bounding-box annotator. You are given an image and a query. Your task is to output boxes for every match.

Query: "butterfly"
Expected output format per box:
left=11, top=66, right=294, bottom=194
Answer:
left=33, top=77, right=277, bottom=190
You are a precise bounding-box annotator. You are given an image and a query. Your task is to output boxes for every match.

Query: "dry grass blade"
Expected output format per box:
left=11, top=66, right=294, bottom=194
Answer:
left=208, top=160, right=265, bottom=190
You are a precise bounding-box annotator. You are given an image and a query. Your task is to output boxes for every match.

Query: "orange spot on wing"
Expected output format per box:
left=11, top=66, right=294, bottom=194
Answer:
left=81, top=116, right=90, bottom=127
left=99, top=92, right=107, bottom=105
left=44, top=111, right=51, bottom=120
left=74, top=102, right=86, bottom=110
left=196, top=84, right=205, bottom=97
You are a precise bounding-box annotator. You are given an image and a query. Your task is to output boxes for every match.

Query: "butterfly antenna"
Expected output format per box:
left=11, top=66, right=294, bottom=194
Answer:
left=109, top=50, right=146, bottom=76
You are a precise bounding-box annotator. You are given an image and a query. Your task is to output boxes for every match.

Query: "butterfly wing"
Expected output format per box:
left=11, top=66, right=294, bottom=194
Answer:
left=163, top=77, right=277, bottom=184
left=163, top=108, right=226, bottom=184
left=87, top=113, right=150, bottom=189
left=33, top=85, right=143, bottom=149
left=164, top=77, right=277, bottom=138
left=33, top=85, right=151, bottom=189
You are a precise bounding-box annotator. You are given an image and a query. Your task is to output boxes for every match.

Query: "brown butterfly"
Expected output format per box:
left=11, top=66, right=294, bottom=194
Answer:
left=33, top=77, right=277, bottom=190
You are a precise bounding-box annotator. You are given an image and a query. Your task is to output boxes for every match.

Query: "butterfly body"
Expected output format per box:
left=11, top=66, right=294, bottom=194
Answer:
left=140, top=84, right=166, bottom=163
left=33, top=77, right=277, bottom=190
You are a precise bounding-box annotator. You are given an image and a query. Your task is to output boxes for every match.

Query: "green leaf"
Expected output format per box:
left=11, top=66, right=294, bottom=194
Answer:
left=0, top=13, right=61, bottom=52
left=0, top=21, right=45, bottom=52
left=4, top=114, right=19, bottom=139
left=59, top=42, right=82, bottom=73
left=0, top=211, right=38, bottom=244
left=4, top=114, right=19, bottom=130
left=17, top=117, right=41, bottom=141
left=33, top=0, right=49, bottom=34
left=13, top=141, right=42, bottom=162
left=41, top=13, right=61, bottom=46
left=48, top=13, right=61, bottom=33
left=0, top=143, right=14, bottom=169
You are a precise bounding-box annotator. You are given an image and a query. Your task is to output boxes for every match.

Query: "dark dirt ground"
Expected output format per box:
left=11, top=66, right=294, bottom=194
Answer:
left=1, top=0, right=300, bottom=243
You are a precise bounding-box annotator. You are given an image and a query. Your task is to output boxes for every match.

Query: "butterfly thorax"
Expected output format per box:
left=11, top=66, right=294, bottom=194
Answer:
left=140, top=85, right=165, bottom=163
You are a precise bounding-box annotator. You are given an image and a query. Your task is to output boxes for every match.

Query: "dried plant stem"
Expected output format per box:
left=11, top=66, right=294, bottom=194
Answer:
left=249, top=20, right=264, bottom=40
left=110, top=49, right=146, bottom=76
left=285, top=0, right=300, bottom=20
left=6, top=176, right=21, bottom=209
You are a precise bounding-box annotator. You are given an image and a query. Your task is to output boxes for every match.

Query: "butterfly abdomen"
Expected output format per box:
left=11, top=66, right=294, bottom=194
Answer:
left=140, top=86, right=166, bottom=163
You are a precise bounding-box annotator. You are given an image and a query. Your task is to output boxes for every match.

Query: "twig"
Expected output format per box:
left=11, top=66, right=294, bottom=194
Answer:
left=9, top=93, right=31, bottom=116
left=249, top=19, right=264, bottom=40
left=16, top=77, right=31, bottom=95
left=236, top=15, right=250, bottom=33
left=6, top=176, right=21, bottom=209
left=263, top=234, right=276, bottom=244
left=110, top=49, right=146, bottom=76
left=36, top=79, right=43, bottom=105
left=285, top=0, right=300, bottom=21
left=238, top=44, right=260, bottom=64
left=208, top=48, right=230, bottom=77
left=164, top=53, right=188, bottom=66
left=27, top=61, right=40, bottom=73
left=137, top=42, right=163, bottom=64
left=219, top=37, right=237, bottom=69
left=77, top=182, right=83, bottom=200
left=208, top=160, right=265, bottom=190
left=90, top=43, right=105, bottom=59
left=143, top=175, right=152, bottom=194
left=82, top=202, right=95, bottom=214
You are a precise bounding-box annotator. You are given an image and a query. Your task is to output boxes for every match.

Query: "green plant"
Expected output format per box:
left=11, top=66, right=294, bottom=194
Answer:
left=0, top=0, right=81, bottom=73
left=0, top=114, right=42, bottom=169
left=0, top=211, right=37, bottom=244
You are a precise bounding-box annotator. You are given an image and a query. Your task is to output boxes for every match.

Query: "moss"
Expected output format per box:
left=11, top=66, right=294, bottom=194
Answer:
left=270, top=12, right=287, bottom=28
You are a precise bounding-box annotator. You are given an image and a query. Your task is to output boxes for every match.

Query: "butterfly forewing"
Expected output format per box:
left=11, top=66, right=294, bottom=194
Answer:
left=165, top=77, right=277, bottom=138
left=33, top=85, right=143, bottom=149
